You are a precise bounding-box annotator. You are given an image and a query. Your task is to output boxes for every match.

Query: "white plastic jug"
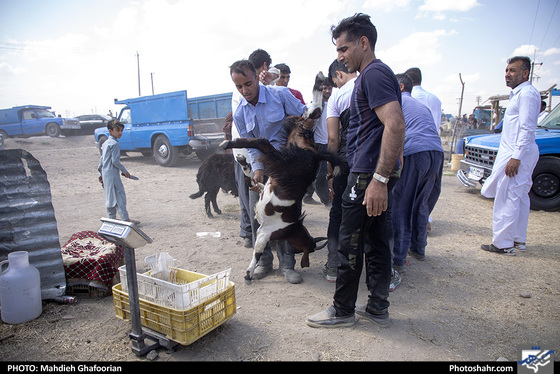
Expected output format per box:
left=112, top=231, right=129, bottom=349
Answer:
left=0, top=251, right=42, bottom=324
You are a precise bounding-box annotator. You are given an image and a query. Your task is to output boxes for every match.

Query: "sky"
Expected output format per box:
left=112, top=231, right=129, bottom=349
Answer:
left=1, top=0, right=559, bottom=119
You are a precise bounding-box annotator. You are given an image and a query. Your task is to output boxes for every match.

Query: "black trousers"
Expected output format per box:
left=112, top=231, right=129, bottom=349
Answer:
left=333, top=172, right=396, bottom=316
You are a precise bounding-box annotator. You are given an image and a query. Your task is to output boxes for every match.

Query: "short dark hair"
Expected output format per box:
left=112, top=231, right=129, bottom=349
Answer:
left=274, top=63, right=291, bottom=74
left=230, top=60, right=257, bottom=78
left=248, top=49, right=272, bottom=70
left=327, top=59, right=348, bottom=87
left=405, top=67, right=422, bottom=85
left=331, top=13, right=377, bottom=50
left=396, top=73, right=413, bottom=93
left=507, top=56, right=531, bottom=72
left=107, top=119, right=123, bottom=131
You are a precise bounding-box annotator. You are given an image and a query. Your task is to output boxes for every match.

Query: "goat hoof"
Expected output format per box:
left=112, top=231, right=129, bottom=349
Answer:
left=244, top=271, right=253, bottom=285
left=219, top=140, right=230, bottom=150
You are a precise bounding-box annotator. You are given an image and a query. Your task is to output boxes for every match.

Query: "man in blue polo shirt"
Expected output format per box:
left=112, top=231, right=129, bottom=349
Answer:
left=392, top=73, right=444, bottom=269
left=230, top=59, right=307, bottom=284
left=307, top=13, right=406, bottom=328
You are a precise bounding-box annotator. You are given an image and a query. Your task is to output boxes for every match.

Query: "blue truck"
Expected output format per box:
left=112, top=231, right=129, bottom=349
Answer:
left=457, top=102, right=560, bottom=211
left=0, top=105, right=80, bottom=138
left=94, top=90, right=232, bottom=167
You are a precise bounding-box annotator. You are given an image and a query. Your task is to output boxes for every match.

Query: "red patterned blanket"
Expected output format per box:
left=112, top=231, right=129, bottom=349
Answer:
left=61, top=231, right=125, bottom=287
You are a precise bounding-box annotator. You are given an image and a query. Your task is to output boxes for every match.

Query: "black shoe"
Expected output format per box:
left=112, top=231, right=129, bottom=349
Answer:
left=408, top=249, right=425, bottom=261
left=481, top=244, right=515, bottom=256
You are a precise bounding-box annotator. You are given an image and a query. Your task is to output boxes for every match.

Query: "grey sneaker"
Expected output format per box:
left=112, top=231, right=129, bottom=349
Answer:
left=514, top=242, right=527, bottom=251
left=243, top=237, right=252, bottom=248
left=481, top=244, right=515, bottom=256
left=322, top=264, right=337, bottom=283
left=306, top=306, right=355, bottom=328
left=355, top=304, right=390, bottom=327
left=282, top=269, right=302, bottom=284
left=252, top=265, right=272, bottom=279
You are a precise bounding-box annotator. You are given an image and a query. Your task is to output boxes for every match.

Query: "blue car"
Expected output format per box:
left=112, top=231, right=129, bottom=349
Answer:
left=457, top=103, right=560, bottom=211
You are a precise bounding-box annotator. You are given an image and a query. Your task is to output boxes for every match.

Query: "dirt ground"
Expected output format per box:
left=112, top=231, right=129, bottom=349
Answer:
left=1, top=134, right=559, bottom=362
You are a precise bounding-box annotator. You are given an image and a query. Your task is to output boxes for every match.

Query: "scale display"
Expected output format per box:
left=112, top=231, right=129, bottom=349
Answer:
left=98, top=218, right=152, bottom=248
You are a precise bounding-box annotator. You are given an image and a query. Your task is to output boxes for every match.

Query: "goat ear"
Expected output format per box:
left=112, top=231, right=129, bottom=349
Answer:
left=313, top=71, right=326, bottom=91
left=308, top=107, right=322, bottom=120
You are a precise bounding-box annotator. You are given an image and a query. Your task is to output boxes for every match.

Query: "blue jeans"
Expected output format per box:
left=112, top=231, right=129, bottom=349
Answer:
left=392, top=151, right=443, bottom=266
left=333, top=172, right=396, bottom=316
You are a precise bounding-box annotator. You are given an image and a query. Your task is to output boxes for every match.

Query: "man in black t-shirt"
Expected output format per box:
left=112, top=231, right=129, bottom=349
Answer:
left=307, top=13, right=406, bottom=329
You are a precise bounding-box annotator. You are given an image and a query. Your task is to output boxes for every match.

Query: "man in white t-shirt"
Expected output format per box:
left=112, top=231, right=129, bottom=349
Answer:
left=322, top=59, right=356, bottom=282
left=304, top=81, right=332, bottom=206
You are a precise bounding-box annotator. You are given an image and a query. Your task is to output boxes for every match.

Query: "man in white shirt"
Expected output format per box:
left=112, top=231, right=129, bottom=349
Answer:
left=480, top=56, right=541, bottom=255
left=405, top=67, right=442, bottom=132
left=231, top=49, right=279, bottom=248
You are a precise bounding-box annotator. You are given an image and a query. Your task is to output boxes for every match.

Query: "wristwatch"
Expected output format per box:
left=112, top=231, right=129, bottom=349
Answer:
left=373, top=172, right=389, bottom=184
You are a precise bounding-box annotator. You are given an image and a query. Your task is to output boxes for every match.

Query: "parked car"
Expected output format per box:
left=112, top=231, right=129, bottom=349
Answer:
left=457, top=103, right=560, bottom=211
left=76, top=114, right=111, bottom=134
left=0, top=105, right=80, bottom=138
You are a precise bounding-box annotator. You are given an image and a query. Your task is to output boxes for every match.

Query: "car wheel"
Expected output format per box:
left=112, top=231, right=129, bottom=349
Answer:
left=45, top=123, right=61, bottom=137
left=530, top=156, right=560, bottom=211
left=153, top=135, right=178, bottom=167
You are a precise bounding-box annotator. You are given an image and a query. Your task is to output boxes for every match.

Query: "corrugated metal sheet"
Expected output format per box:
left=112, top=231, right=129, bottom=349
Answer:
left=0, top=149, right=66, bottom=299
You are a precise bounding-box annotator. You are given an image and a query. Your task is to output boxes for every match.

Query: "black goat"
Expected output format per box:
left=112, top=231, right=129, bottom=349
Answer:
left=189, top=153, right=238, bottom=218
left=220, top=71, right=338, bottom=282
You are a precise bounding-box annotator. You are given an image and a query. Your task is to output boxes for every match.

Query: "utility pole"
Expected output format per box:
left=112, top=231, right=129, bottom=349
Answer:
left=458, top=73, right=465, bottom=119
left=450, top=73, right=465, bottom=160
left=530, top=61, right=543, bottom=84
left=137, top=51, right=141, bottom=96
left=151, top=73, right=155, bottom=95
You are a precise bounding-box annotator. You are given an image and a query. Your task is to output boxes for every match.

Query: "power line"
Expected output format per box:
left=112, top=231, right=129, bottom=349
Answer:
left=0, top=41, right=133, bottom=56
left=528, top=0, right=541, bottom=46
left=538, top=0, right=559, bottom=51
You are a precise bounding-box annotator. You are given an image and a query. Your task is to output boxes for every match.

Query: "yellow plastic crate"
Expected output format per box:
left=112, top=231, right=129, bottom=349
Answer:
left=112, top=270, right=236, bottom=346
left=119, top=266, right=231, bottom=310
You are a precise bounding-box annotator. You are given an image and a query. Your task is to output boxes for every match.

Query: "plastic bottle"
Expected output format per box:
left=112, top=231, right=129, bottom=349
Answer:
left=0, top=251, right=42, bottom=324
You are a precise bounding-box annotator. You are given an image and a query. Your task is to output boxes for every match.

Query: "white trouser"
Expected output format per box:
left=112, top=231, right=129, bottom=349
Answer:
left=492, top=175, right=531, bottom=248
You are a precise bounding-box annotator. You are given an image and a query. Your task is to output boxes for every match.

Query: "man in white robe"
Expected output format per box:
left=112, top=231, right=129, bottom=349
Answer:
left=480, top=56, right=541, bottom=255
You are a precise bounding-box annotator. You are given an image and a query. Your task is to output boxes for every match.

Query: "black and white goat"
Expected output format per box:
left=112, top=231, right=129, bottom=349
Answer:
left=220, top=72, right=338, bottom=283
left=189, top=153, right=238, bottom=218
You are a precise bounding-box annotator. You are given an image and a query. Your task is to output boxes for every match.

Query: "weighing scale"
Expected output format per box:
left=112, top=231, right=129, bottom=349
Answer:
left=98, top=218, right=178, bottom=356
